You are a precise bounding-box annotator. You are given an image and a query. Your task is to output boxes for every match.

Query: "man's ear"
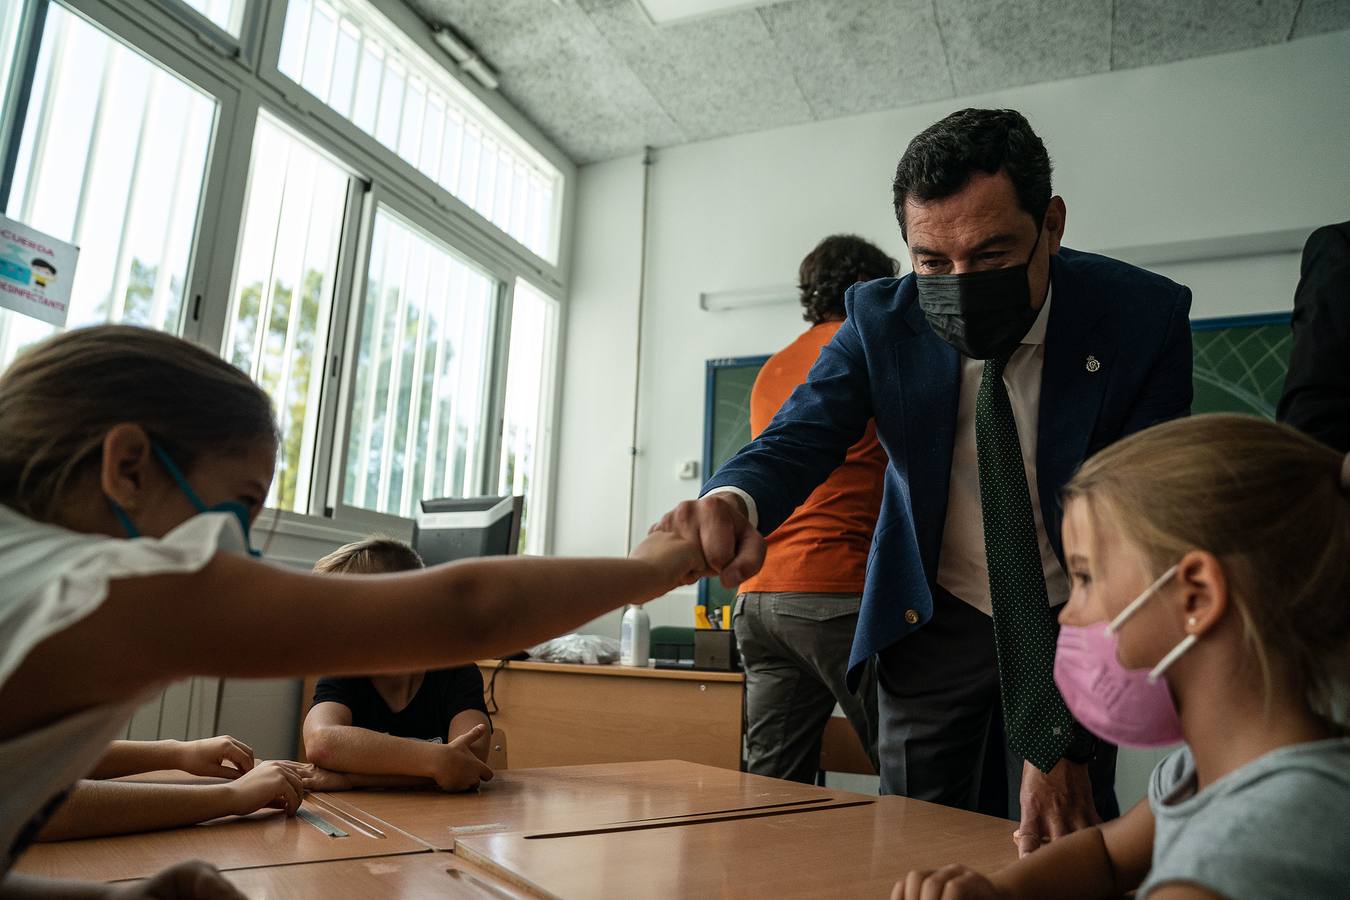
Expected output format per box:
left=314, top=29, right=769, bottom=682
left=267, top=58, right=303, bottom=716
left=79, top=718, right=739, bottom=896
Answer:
left=1177, top=549, right=1228, bottom=638
left=100, top=424, right=155, bottom=511
left=1044, top=196, right=1066, bottom=255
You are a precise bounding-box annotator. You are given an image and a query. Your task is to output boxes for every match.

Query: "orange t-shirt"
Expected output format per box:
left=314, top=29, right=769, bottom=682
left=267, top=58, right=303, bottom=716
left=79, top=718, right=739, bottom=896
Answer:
left=737, top=321, right=887, bottom=595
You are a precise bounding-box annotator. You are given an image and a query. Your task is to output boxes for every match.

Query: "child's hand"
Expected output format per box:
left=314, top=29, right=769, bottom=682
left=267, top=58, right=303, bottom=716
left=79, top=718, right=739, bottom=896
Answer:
left=298, top=763, right=355, bottom=792
left=223, top=760, right=305, bottom=817
left=174, top=735, right=255, bottom=778
left=110, top=860, right=245, bottom=899
left=892, top=865, right=1006, bottom=900
left=630, top=530, right=709, bottom=587
left=430, top=725, right=494, bottom=792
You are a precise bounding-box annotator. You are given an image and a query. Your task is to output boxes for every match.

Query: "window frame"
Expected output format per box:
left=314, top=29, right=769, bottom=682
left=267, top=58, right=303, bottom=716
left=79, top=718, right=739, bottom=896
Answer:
left=0, top=0, right=574, bottom=553
left=1, top=0, right=247, bottom=351
left=255, top=0, right=571, bottom=283
left=325, top=183, right=516, bottom=535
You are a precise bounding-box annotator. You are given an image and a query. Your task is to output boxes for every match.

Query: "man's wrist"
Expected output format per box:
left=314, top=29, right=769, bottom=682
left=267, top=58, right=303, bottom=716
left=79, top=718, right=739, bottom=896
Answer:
left=703, top=486, right=757, bottom=528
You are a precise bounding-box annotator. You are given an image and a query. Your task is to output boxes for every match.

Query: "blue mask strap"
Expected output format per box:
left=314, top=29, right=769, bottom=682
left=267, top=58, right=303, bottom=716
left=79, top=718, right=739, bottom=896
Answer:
left=108, top=499, right=140, bottom=539
left=151, top=444, right=208, bottom=513
left=151, top=443, right=262, bottom=558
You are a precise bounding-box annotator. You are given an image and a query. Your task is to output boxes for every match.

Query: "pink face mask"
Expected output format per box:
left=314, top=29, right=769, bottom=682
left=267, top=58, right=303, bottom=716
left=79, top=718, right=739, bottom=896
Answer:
left=1053, top=565, right=1197, bottom=748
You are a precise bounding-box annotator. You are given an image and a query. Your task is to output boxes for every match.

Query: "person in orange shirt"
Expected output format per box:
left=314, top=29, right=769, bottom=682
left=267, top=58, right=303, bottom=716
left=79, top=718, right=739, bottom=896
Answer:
left=733, top=234, right=897, bottom=783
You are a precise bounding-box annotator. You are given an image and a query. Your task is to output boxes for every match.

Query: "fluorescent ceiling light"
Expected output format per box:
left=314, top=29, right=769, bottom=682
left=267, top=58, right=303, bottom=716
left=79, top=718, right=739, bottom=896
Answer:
left=636, top=0, right=796, bottom=26
left=699, top=285, right=796, bottom=313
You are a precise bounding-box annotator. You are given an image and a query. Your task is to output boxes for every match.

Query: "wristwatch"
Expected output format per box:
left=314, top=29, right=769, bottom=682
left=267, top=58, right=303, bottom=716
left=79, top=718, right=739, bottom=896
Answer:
left=1063, top=725, right=1099, bottom=765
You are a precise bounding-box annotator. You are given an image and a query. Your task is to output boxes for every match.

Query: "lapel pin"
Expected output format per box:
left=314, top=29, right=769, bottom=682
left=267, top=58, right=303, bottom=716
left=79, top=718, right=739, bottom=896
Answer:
left=1085, top=355, right=1101, bottom=373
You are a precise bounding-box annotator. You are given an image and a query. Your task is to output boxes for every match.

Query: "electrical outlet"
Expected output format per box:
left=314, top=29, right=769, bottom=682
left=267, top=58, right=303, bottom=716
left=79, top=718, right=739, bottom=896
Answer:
left=677, top=460, right=699, bottom=480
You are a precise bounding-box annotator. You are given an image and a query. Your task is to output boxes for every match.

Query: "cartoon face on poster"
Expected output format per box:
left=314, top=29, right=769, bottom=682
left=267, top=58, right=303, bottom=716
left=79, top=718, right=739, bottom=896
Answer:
left=0, top=214, right=80, bottom=327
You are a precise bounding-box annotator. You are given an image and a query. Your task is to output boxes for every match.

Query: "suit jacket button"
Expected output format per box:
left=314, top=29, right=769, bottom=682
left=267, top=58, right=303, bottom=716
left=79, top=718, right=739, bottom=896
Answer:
left=904, top=609, right=919, bottom=625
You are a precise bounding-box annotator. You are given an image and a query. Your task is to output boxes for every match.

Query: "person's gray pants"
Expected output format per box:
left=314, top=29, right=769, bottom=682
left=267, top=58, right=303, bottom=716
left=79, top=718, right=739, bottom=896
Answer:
left=876, top=586, right=1119, bottom=821
left=733, top=591, right=880, bottom=784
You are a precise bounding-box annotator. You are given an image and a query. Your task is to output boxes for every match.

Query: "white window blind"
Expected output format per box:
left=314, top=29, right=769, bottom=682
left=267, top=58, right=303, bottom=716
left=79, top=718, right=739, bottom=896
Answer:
left=342, top=206, right=498, bottom=518
left=226, top=113, right=348, bottom=513
left=498, top=280, right=558, bottom=554
left=0, top=2, right=215, bottom=371
left=277, top=0, right=562, bottom=262
left=178, top=0, right=247, bottom=36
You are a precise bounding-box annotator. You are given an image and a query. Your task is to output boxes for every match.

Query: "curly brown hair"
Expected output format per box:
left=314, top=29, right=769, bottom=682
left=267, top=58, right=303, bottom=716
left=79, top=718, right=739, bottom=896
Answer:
left=798, top=235, right=898, bottom=325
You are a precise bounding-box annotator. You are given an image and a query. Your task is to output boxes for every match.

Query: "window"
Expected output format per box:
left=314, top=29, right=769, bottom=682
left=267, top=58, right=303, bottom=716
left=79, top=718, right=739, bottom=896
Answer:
left=0, top=2, right=216, bottom=371
left=342, top=207, right=498, bottom=518
left=498, top=280, right=558, bottom=555
left=177, top=0, right=247, bottom=37
left=225, top=113, right=349, bottom=513
left=277, top=0, right=562, bottom=262
left=0, top=1, right=26, bottom=102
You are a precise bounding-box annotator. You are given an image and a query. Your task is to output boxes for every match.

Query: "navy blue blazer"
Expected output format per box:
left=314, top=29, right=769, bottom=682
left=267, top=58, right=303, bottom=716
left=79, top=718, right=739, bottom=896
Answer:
left=703, top=248, right=1194, bottom=686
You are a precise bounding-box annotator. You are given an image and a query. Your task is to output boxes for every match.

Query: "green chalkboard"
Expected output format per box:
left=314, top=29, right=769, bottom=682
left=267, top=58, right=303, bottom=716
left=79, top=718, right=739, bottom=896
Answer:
left=698, top=313, right=1293, bottom=608
left=1191, top=313, right=1292, bottom=419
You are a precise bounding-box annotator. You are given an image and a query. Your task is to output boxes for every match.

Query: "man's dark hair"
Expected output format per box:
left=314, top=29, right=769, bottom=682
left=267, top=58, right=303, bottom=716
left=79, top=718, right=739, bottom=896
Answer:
left=798, top=234, right=898, bottom=325
left=891, top=108, right=1053, bottom=239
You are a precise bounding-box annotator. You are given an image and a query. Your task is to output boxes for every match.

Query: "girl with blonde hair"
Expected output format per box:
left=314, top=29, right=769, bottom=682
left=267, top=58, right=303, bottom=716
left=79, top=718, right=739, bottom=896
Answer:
left=895, top=414, right=1350, bottom=900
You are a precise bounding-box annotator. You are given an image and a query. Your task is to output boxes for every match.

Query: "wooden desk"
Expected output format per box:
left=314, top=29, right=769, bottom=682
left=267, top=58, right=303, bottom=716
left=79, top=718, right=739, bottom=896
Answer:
left=477, top=660, right=743, bottom=770
left=456, top=793, right=1018, bottom=899
left=332, top=759, right=852, bottom=851
left=13, top=792, right=427, bottom=883
left=214, top=852, right=530, bottom=899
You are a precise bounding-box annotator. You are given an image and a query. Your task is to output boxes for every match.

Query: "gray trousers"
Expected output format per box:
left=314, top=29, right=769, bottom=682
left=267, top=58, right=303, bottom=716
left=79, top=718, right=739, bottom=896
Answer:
left=733, top=592, right=880, bottom=784
left=877, top=586, right=1119, bottom=821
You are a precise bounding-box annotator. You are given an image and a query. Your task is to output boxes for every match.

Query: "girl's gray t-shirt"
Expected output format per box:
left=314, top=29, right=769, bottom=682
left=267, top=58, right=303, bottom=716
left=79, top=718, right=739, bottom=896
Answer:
left=1140, top=737, right=1350, bottom=899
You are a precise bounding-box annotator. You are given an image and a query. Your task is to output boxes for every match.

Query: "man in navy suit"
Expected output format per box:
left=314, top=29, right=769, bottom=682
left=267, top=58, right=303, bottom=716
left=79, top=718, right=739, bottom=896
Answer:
left=653, top=109, right=1193, bottom=854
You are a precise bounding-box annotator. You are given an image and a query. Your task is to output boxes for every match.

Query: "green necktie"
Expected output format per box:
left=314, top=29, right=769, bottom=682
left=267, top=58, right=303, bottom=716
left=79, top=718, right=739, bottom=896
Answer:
left=975, top=353, right=1074, bottom=774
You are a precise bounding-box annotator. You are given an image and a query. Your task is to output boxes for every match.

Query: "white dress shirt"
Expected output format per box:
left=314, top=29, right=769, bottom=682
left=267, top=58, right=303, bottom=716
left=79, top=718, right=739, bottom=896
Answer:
left=711, top=288, right=1068, bottom=616
left=937, top=289, right=1068, bottom=615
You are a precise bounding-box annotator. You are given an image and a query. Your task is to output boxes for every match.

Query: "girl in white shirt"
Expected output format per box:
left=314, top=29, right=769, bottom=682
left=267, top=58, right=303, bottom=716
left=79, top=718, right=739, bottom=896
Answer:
left=0, top=325, right=705, bottom=900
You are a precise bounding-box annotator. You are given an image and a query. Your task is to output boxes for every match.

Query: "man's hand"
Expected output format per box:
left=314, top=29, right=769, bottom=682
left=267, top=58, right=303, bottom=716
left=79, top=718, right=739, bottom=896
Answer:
left=172, top=736, right=255, bottom=779
left=1015, top=758, right=1100, bottom=857
left=892, top=865, right=1006, bottom=900
left=649, top=493, right=765, bottom=588
left=429, top=725, right=494, bottom=792
left=223, top=760, right=305, bottom=817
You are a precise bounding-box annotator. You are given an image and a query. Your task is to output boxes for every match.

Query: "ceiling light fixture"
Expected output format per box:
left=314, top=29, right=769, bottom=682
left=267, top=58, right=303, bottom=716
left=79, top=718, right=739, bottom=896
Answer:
left=635, top=0, right=796, bottom=27
left=432, top=26, right=499, bottom=91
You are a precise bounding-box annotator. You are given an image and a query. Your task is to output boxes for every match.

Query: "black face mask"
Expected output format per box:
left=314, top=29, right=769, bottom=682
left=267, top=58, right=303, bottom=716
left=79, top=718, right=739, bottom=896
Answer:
left=914, top=227, right=1043, bottom=360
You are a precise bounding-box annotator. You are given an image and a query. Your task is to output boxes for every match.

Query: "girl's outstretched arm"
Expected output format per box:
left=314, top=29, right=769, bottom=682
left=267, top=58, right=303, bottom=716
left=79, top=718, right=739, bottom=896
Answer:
left=0, top=531, right=705, bottom=739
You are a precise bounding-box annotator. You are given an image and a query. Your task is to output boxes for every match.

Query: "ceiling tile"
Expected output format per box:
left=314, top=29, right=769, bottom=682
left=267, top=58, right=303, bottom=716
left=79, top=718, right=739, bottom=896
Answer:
left=936, top=0, right=1112, bottom=96
left=1111, top=0, right=1301, bottom=69
left=758, top=0, right=954, bottom=118
left=1290, top=0, right=1350, bottom=39
left=407, top=0, right=684, bottom=162
left=582, top=0, right=814, bottom=142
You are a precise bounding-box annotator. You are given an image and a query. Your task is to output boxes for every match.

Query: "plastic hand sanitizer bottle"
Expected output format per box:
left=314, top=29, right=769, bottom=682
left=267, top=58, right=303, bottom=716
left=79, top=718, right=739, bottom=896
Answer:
left=619, top=604, right=651, bottom=667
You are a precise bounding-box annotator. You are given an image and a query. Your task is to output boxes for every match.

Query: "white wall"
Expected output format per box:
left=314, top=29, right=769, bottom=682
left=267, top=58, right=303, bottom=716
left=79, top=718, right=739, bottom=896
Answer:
left=560, top=30, right=1350, bottom=800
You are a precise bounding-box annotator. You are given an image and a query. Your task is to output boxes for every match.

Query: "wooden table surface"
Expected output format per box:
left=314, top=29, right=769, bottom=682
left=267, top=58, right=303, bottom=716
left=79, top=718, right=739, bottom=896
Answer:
left=456, top=793, right=1019, bottom=900
left=214, top=851, right=530, bottom=899
left=13, top=791, right=427, bottom=883
left=333, top=759, right=863, bottom=851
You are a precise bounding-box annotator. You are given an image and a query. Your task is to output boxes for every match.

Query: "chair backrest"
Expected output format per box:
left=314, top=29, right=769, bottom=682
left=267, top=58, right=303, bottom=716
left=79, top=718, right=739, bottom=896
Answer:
left=487, top=727, right=509, bottom=770
left=819, top=716, right=875, bottom=776
left=296, top=675, right=319, bottom=762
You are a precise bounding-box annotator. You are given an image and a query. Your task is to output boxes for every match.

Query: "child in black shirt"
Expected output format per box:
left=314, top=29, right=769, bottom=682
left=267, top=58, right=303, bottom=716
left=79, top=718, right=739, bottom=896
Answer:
left=303, top=538, right=493, bottom=792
